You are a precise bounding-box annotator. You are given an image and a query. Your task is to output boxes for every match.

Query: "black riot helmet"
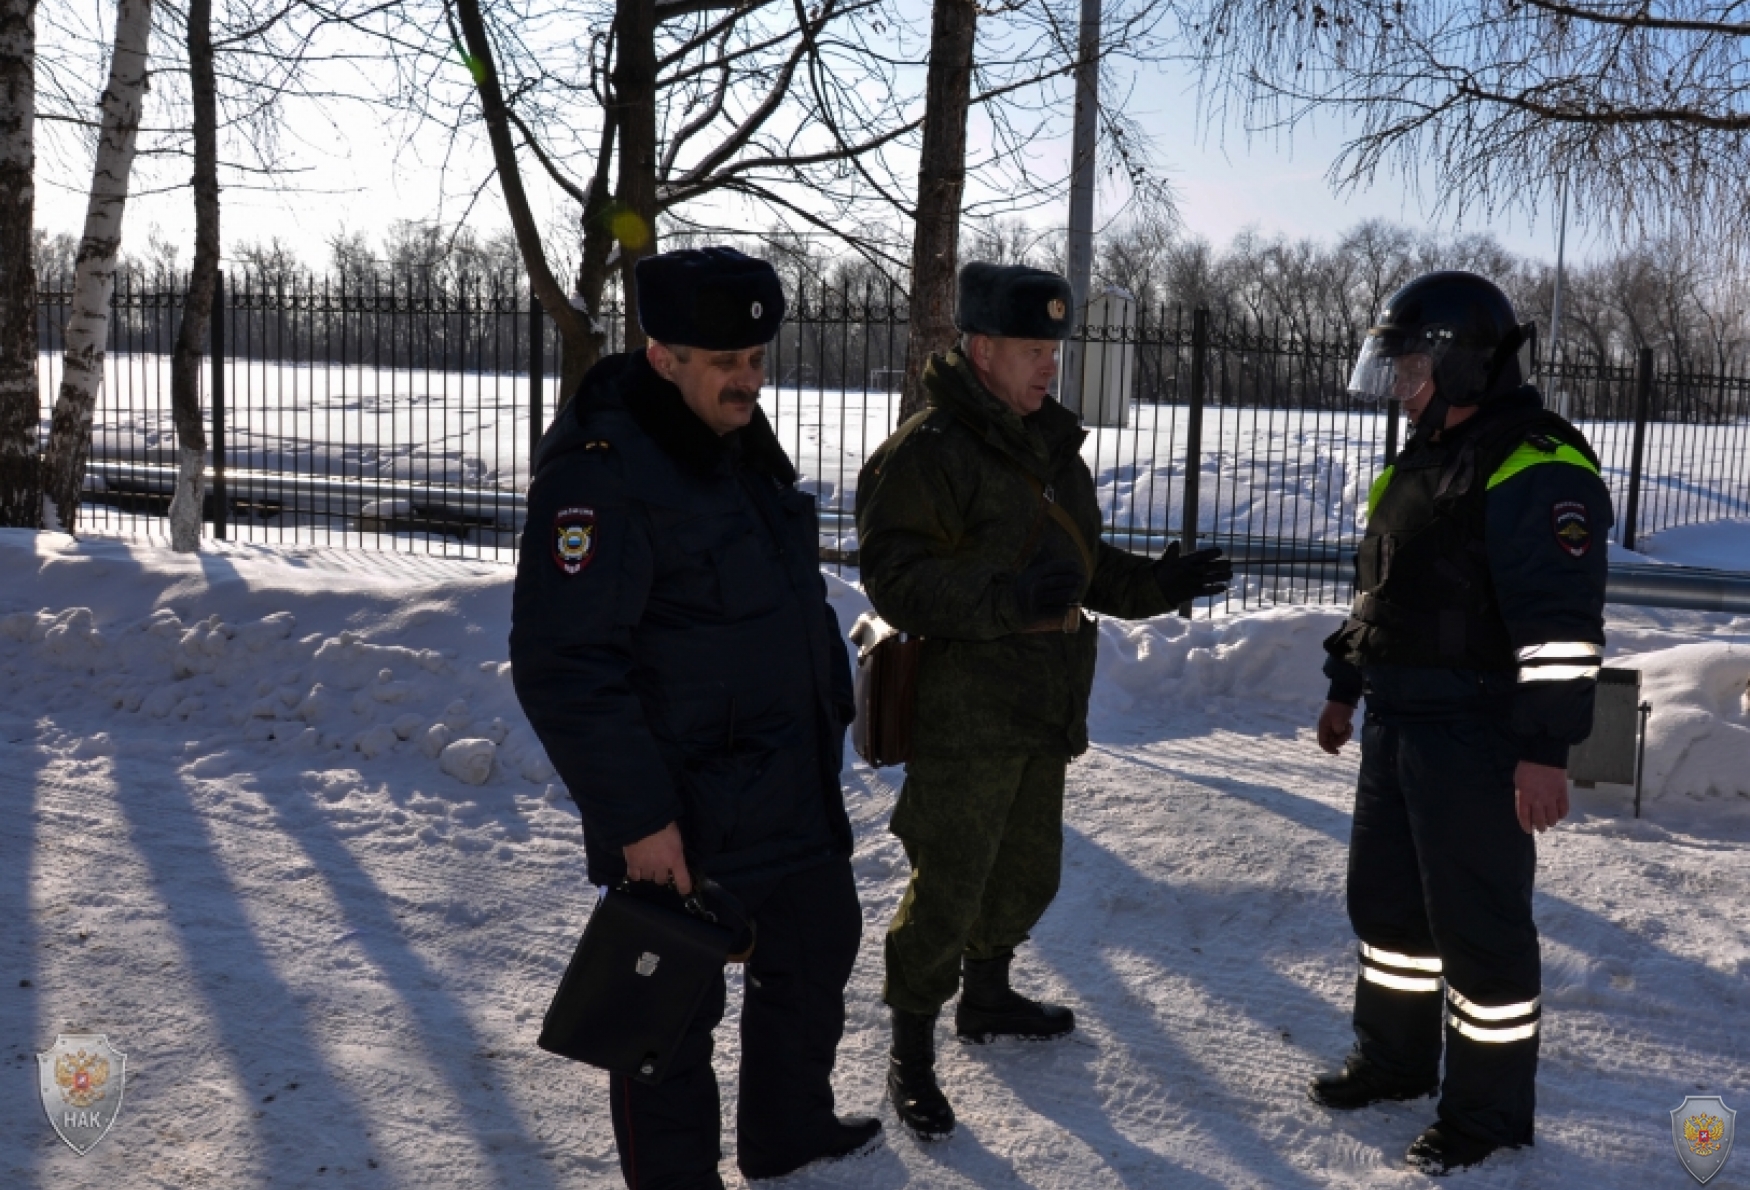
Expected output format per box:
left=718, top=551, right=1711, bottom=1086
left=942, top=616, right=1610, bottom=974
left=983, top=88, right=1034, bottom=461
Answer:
left=1347, top=271, right=1537, bottom=409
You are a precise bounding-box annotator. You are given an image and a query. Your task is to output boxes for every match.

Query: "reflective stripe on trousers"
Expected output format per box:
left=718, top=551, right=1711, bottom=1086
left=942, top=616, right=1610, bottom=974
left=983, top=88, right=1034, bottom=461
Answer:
left=1447, top=985, right=1541, bottom=1044
left=1358, top=942, right=1444, bottom=994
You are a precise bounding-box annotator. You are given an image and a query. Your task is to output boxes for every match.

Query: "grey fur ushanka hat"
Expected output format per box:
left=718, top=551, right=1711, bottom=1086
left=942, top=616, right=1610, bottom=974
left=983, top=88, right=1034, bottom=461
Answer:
left=955, top=262, right=1074, bottom=339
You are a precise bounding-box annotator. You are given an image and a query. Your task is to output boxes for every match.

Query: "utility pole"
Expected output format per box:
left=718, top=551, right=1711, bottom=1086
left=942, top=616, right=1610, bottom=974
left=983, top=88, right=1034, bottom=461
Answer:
left=1550, top=178, right=1570, bottom=418
left=1060, top=0, right=1100, bottom=415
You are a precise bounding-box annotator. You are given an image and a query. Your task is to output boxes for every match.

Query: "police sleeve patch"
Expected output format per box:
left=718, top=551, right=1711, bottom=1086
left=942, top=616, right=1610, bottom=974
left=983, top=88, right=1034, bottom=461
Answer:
left=553, top=506, right=599, bottom=574
left=1553, top=500, right=1590, bottom=557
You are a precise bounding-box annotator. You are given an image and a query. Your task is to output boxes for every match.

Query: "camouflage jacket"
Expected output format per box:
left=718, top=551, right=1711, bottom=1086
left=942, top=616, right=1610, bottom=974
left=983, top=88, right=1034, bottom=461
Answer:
left=855, top=351, right=1173, bottom=758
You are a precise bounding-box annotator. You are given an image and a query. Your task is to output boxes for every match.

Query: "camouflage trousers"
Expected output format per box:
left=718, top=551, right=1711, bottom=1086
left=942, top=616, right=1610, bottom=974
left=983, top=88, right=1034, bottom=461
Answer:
left=882, top=753, right=1066, bottom=1015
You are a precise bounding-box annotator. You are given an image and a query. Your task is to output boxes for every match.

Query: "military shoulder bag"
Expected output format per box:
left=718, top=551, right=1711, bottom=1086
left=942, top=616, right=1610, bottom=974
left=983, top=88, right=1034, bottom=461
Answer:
left=849, top=611, right=921, bottom=767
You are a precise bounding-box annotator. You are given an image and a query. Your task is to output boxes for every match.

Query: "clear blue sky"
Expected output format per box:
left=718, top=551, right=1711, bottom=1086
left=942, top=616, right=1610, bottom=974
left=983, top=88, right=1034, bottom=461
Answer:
left=1035, top=59, right=1582, bottom=265
left=40, top=38, right=1589, bottom=270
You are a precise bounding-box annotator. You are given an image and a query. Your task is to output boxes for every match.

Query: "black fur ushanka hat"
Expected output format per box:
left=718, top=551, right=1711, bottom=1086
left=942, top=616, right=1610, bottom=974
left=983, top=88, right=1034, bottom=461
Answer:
left=635, top=247, right=786, bottom=350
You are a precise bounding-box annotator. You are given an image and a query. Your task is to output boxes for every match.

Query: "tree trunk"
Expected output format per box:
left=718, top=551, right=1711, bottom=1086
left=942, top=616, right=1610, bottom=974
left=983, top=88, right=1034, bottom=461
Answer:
left=0, top=0, right=37, bottom=527
left=560, top=190, right=615, bottom=403
left=612, top=0, right=658, bottom=352
left=452, top=0, right=593, bottom=406
left=897, top=0, right=977, bottom=423
left=40, top=0, right=153, bottom=534
left=167, top=0, right=217, bottom=552
left=560, top=118, right=619, bottom=408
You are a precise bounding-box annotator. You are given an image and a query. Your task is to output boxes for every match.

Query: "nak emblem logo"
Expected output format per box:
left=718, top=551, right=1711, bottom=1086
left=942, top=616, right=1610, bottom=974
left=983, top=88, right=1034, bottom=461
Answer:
left=635, top=951, right=661, bottom=977
left=1672, top=1095, right=1737, bottom=1184
left=37, top=1034, right=127, bottom=1155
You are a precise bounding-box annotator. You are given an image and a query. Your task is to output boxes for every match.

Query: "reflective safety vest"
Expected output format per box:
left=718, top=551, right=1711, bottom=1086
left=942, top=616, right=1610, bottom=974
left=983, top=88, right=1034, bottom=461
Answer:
left=1326, top=406, right=1602, bottom=672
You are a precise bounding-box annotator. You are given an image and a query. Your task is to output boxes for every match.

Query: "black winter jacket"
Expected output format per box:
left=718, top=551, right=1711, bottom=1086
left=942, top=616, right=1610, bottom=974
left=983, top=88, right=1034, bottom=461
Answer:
left=1323, top=388, right=1613, bottom=767
left=509, top=351, right=855, bottom=886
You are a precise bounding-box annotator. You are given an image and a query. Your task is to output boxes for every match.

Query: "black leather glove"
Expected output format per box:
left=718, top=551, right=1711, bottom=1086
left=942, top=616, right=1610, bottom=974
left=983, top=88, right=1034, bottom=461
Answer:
left=1152, top=541, right=1232, bottom=604
left=1013, top=556, right=1084, bottom=623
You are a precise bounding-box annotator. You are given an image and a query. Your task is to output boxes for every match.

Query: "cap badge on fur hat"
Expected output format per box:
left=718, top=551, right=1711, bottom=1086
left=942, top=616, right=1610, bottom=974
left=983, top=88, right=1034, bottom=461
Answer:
left=634, top=247, right=787, bottom=350
left=956, top=261, right=1074, bottom=339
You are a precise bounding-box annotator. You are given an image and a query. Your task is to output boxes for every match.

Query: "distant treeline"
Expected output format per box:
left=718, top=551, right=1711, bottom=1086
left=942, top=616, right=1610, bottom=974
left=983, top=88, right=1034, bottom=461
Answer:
left=33, top=215, right=1750, bottom=381
left=33, top=220, right=532, bottom=299
left=744, top=216, right=1750, bottom=376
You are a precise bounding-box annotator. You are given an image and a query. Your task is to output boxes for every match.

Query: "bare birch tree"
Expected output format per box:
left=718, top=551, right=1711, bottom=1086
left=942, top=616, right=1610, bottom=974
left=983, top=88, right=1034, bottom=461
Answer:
left=39, top=0, right=154, bottom=534
left=0, top=0, right=34, bottom=527
left=33, top=0, right=391, bottom=544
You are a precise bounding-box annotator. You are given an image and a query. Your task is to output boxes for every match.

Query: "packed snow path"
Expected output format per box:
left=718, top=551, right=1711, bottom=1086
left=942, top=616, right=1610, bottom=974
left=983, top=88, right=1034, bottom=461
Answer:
left=2, top=531, right=1747, bottom=1188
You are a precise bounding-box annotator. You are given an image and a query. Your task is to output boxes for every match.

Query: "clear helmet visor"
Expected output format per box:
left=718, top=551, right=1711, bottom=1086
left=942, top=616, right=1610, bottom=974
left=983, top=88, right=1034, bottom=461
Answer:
left=1346, top=333, right=1439, bottom=403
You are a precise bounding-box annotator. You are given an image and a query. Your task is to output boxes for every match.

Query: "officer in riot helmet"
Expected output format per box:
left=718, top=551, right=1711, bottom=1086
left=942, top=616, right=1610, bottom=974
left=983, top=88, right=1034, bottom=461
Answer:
left=1310, top=270, right=1613, bottom=1176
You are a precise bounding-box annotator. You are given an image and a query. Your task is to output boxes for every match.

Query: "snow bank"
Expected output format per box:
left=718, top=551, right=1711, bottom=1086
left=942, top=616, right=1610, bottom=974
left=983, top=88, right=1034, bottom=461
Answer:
left=1092, top=600, right=1750, bottom=805
left=1092, top=607, right=1346, bottom=718
left=1638, top=516, right=1750, bottom=570
left=0, top=531, right=554, bottom=800
left=3, top=528, right=1745, bottom=825
left=1626, top=642, right=1750, bottom=799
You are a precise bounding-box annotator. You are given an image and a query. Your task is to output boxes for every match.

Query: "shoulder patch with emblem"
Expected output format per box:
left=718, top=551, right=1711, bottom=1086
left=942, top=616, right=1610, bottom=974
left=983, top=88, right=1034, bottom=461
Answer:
left=1553, top=500, right=1590, bottom=557
left=553, top=506, right=599, bottom=574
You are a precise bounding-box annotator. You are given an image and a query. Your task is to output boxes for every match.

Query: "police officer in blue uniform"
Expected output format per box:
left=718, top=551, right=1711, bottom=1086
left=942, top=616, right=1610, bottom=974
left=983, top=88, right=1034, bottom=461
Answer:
left=509, top=247, right=879, bottom=1189
left=1310, top=272, right=1612, bottom=1176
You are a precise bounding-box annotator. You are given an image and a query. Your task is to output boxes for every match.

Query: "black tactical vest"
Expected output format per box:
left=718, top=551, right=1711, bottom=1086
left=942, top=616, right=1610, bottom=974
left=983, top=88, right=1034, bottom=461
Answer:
left=1324, top=400, right=1599, bottom=672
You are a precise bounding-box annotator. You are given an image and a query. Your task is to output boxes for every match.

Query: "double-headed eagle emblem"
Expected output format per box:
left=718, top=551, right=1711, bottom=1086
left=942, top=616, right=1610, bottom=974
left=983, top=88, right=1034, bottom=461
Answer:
left=54, top=1048, right=111, bottom=1110
left=1672, top=1096, right=1737, bottom=1184
left=1685, top=1112, right=1726, bottom=1157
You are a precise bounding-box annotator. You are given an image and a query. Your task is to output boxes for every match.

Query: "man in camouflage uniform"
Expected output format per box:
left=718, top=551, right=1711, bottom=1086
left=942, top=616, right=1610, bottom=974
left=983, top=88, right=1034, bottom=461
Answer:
left=855, top=262, right=1232, bottom=1139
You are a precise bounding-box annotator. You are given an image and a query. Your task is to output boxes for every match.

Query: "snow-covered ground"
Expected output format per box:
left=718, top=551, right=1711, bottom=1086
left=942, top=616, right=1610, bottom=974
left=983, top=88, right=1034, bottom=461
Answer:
left=3, top=529, right=1748, bottom=1188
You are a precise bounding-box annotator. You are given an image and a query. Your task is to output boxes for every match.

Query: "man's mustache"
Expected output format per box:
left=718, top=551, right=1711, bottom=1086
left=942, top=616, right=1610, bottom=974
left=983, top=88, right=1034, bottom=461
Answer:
left=720, top=387, right=760, bottom=405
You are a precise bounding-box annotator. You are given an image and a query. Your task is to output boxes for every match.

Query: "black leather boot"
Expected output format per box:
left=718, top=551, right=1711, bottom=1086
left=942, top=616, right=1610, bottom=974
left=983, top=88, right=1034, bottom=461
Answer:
left=741, top=1115, right=883, bottom=1180
left=954, top=953, right=1075, bottom=1043
left=1405, top=1120, right=1510, bottom=1176
left=887, top=1009, right=955, bottom=1140
left=1307, top=1052, right=1438, bottom=1110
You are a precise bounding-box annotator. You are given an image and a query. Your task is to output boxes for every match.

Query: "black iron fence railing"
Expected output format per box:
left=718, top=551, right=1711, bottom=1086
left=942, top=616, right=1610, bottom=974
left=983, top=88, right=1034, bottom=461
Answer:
left=32, top=276, right=1750, bottom=613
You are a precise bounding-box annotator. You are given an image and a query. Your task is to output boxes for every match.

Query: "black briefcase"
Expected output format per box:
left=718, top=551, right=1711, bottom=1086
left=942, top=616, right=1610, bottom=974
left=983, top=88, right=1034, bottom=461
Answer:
left=537, top=880, right=744, bottom=1084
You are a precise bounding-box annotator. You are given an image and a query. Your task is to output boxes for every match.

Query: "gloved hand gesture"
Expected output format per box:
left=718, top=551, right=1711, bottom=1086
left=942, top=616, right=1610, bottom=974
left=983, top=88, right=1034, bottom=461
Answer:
left=1013, top=556, right=1084, bottom=623
left=1152, top=541, right=1232, bottom=604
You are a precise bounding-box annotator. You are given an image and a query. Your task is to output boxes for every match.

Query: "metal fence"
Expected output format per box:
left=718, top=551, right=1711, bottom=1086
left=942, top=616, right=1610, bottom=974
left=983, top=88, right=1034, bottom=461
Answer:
left=35, top=276, right=1750, bottom=611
